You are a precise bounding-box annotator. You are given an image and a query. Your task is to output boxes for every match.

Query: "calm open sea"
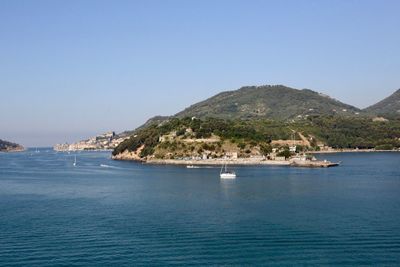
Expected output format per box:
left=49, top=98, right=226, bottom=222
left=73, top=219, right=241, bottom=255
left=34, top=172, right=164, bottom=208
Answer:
left=0, top=149, right=399, bottom=266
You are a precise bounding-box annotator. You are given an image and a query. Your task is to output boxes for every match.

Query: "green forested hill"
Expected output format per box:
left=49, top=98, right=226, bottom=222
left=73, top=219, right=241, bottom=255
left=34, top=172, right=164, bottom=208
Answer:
left=113, top=85, right=400, bottom=159
left=113, top=116, right=400, bottom=159
left=137, top=84, right=362, bottom=131
left=175, top=85, right=361, bottom=120
left=364, top=89, right=400, bottom=117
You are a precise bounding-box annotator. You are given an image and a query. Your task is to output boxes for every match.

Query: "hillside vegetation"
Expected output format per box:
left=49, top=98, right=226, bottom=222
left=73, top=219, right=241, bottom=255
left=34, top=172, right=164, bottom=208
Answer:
left=137, top=85, right=364, bottom=130
left=364, top=89, right=400, bottom=117
left=175, top=85, right=361, bottom=120
left=113, top=85, right=400, bottom=160
left=113, top=116, right=400, bottom=160
left=136, top=85, right=400, bottom=131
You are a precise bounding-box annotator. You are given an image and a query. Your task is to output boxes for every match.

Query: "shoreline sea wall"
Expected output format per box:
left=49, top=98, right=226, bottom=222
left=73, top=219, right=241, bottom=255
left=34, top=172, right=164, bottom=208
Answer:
left=111, top=149, right=399, bottom=162
left=0, top=147, right=25, bottom=153
left=111, top=149, right=399, bottom=167
left=145, top=158, right=291, bottom=166
left=112, top=156, right=339, bottom=168
left=309, top=149, right=400, bottom=154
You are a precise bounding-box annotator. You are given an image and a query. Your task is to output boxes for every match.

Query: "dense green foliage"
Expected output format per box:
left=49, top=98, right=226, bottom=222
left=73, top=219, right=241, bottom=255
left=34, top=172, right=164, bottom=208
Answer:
left=174, top=85, right=361, bottom=120
left=277, top=148, right=292, bottom=159
left=113, top=125, right=168, bottom=157
left=113, top=116, right=400, bottom=157
left=303, top=116, right=400, bottom=148
left=114, top=85, right=400, bottom=158
left=134, top=85, right=400, bottom=133
left=113, top=117, right=277, bottom=157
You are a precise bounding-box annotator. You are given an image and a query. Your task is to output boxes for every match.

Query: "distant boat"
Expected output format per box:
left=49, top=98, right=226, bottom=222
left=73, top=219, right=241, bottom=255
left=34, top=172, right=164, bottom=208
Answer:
left=73, top=156, right=77, bottom=166
left=186, top=165, right=200, bottom=168
left=220, top=164, right=236, bottom=179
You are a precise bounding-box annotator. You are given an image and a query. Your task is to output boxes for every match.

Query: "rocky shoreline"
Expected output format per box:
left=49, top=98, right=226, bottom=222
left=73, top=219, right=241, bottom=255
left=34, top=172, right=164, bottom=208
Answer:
left=0, top=139, right=24, bottom=153
left=111, top=148, right=144, bottom=161
left=0, top=146, right=25, bottom=152
left=112, top=147, right=400, bottom=162
left=111, top=148, right=399, bottom=168
left=145, top=158, right=291, bottom=166
left=112, top=152, right=340, bottom=168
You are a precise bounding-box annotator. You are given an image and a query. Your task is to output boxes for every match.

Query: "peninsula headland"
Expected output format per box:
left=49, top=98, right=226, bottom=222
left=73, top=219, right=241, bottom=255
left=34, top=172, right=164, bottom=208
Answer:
left=110, top=85, right=400, bottom=166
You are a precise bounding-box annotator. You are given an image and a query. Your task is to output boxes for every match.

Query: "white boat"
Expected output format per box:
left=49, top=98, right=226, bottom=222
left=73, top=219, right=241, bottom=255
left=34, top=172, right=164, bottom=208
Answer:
left=186, top=165, right=200, bottom=168
left=73, top=156, right=77, bottom=166
left=220, top=164, right=236, bottom=179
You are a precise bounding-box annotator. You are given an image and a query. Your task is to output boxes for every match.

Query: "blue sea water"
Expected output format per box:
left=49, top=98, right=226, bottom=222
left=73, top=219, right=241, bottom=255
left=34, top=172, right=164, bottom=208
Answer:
left=0, top=149, right=399, bottom=266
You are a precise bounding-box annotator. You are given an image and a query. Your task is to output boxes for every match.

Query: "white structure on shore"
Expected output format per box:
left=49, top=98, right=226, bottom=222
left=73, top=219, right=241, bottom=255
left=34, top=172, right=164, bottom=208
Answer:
left=54, top=132, right=129, bottom=151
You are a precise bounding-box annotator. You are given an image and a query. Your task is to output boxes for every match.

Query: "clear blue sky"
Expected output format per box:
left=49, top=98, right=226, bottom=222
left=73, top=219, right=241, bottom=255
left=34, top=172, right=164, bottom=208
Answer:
left=1, top=0, right=399, bottom=147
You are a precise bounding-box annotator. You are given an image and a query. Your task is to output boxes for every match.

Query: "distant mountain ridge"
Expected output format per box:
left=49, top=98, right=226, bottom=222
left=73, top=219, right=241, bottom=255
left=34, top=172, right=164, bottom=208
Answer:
left=138, top=85, right=361, bottom=130
left=135, top=84, right=399, bottom=132
left=175, top=85, right=360, bottom=120
left=364, top=89, right=400, bottom=116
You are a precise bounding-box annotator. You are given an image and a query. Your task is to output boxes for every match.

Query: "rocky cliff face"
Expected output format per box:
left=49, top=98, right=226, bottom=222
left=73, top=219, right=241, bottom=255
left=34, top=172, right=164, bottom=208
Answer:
left=111, top=145, right=145, bottom=161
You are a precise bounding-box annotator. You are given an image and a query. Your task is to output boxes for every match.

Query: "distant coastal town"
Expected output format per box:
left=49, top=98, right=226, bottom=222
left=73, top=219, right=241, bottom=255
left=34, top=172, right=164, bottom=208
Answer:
left=54, top=132, right=129, bottom=152
left=0, top=139, right=24, bottom=152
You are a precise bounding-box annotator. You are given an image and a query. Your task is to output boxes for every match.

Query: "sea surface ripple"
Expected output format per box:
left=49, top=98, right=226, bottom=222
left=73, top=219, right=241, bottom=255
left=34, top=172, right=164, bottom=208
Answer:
left=0, top=150, right=399, bottom=265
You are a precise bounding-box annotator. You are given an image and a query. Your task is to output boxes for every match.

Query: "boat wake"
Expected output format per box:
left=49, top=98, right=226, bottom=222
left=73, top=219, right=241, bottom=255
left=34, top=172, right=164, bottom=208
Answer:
left=100, top=164, right=116, bottom=168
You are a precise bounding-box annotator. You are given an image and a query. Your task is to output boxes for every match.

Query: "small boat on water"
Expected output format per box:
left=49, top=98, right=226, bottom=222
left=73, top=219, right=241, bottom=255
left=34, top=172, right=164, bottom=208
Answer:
left=220, top=164, right=236, bottom=179
left=186, top=165, right=200, bottom=168
left=73, top=156, right=77, bottom=167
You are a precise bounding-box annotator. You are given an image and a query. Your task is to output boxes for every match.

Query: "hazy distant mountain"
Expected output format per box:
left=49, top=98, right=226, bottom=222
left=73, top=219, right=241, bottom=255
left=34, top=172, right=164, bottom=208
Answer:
left=174, top=85, right=360, bottom=120
left=0, top=139, right=24, bottom=152
left=364, top=89, right=400, bottom=117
